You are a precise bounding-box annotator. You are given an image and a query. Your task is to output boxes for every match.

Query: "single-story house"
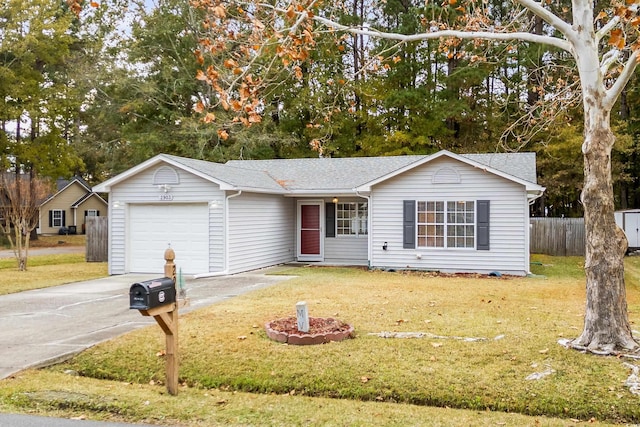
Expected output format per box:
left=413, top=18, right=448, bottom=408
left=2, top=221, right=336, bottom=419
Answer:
left=93, top=150, right=545, bottom=277
left=39, top=177, right=108, bottom=235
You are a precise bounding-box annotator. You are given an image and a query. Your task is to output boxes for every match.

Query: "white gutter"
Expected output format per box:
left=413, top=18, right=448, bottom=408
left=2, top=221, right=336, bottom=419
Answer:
left=193, top=190, right=242, bottom=279
left=527, top=188, right=546, bottom=205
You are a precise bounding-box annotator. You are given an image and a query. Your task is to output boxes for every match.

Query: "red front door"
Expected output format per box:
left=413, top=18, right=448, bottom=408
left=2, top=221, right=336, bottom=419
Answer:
left=298, top=202, right=323, bottom=261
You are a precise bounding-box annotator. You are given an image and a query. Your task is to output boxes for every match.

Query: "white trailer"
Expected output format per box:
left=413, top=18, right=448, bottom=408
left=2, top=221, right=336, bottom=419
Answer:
left=615, top=209, right=640, bottom=251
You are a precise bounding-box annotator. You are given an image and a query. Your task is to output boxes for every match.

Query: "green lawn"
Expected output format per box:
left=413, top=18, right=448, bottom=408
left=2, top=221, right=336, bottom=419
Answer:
left=1, top=256, right=640, bottom=426
left=0, top=253, right=107, bottom=295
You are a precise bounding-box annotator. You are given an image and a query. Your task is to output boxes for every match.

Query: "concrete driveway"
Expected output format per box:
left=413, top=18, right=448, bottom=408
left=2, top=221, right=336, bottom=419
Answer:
left=0, top=269, right=295, bottom=380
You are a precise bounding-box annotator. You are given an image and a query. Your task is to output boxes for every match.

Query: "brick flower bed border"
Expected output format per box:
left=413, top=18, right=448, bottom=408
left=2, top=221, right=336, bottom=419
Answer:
left=264, top=317, right=355, bottom=345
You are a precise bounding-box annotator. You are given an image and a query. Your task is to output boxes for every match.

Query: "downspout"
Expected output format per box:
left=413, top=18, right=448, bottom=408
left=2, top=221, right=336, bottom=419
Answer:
left=355, top=189, right=371, bottom=268
left=526, top=188, right=545, bottom=275
left=193, top=190, right=242, bottom=279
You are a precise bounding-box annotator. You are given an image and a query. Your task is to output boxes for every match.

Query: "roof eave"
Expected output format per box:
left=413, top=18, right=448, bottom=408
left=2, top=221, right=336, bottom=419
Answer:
left=284, top=189, right=364, bottom=197
left=225, top=185, right=289, bottom=194
left=71, top=192, right=109, bottom=208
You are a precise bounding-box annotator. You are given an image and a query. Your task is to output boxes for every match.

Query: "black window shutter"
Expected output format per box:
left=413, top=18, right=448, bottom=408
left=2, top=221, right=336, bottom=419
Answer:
left=84, top=210, right=87, bottom=217
left=62, top=211, right=66, bottom=227
left=96, top=210, right=100, bottom=216
left=49, top=211, right=53, bottom=227
left=477, top=200, right=490, bottom=250
left=403, top=200, right=416, bottom=249
left=325, top=202, right=335, bottom=238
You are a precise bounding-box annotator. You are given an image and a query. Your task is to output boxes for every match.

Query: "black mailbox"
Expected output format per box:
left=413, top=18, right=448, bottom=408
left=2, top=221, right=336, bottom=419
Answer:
left=129, top=277, right=176, bottom=310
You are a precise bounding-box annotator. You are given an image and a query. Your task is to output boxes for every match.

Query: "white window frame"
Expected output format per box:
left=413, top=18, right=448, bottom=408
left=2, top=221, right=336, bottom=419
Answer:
left=52, top=209, right=64, bottom=227
left=417, top=201, right=475, bottom=249
left=336, top=202, right=368, bottom=237
left=86, top=209, right=98, bottom=217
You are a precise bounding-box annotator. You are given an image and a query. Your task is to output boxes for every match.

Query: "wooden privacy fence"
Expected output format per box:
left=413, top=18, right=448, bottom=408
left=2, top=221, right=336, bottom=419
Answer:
left=86, top=216, right=108, bottom=262
left=530, top=217, right=585, bottom=256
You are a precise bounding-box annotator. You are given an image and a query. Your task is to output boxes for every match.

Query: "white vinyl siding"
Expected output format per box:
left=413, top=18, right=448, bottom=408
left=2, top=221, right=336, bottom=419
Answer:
left=107, top=164, right=224, bottom=275
left=370, top=157, right=530, bottom=276
left=109, top=204, right=126, bottom=275
left=209, top=197, right=225, bottom=273
left=227, top=193, right=295, bottom=274
left=324, top=237, right=368, bottom=264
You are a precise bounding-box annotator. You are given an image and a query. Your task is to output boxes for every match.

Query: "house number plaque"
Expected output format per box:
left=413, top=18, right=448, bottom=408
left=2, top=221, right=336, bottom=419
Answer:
left=159, top=194, right=174, bottom=201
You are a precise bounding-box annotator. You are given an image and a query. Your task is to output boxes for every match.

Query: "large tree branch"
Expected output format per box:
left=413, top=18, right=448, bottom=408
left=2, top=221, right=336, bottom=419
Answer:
left=605, top=49, right=640, bottom=109
left=514, top=0, right=575, bottom=40
left=312, top=16, right=572, bottom=52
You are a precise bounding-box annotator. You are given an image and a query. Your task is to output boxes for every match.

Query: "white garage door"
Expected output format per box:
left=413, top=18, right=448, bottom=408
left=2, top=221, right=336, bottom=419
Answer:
left=129, top=204, right=209, bottom=274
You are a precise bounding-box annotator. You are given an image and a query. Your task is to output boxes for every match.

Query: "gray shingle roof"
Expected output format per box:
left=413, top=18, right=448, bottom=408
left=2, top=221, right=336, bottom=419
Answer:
left=226, top=152, right=538, bottom=191
left=226, top=156, right=427, bottom=191
left=163, top=154, right=287, bottom=192
left=461, top=153, right=538, bottom=184
left=162, top=151, right=538, bottom=193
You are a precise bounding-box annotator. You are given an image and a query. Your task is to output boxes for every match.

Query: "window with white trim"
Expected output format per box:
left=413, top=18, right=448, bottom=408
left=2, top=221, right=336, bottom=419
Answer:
left=336, top=202, right=368, bottom=236
left=86, top=209, right=98, bottom=217
left=417, top=201, right=475, bottom=248
left=52, top=210, right=63, bottom=227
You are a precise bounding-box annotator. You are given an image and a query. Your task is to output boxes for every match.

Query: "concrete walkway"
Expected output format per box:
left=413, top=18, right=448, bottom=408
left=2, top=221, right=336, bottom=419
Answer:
left=0, top=413, right=149, bottom=427
left=0, top=270, right=295, bottom=380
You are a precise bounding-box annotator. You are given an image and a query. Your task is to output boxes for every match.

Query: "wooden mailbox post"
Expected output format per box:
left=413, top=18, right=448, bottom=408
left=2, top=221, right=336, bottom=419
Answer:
left=133, top=247, right=185, bottom=395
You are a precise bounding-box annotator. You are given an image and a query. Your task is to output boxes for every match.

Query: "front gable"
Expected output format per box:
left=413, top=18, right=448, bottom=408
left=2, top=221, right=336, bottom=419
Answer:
left=369, top=156, right=534, bottom=275
left=356, top=150, right=544, bottom=197
left=39, top=179, right=107, bottom=235
left=41, top=181, right=89, bottom=210
left=106, top=160, right=225, bottom=202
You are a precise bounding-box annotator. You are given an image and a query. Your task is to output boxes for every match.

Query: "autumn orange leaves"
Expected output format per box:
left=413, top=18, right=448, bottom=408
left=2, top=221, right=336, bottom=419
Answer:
left=188, top=0, right=322, bottom=138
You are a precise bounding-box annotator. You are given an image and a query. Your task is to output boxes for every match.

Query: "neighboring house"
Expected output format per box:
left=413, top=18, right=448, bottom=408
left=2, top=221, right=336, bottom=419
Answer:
left=39, top=177, right=108, bottom=235
left=93, top=150, right=545, bottom=276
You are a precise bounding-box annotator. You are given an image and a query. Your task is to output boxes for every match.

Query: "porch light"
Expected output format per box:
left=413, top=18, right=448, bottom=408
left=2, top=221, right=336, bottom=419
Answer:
left=332, top=196, right=339, bottom=204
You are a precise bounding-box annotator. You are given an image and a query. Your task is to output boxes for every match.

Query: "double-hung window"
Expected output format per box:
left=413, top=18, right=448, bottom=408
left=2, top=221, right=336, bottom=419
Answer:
left=417, top=201, right=475, bottom=248
left=51, top=210, right=64, bottom=227
left=336, top=202, right=368, bottom=237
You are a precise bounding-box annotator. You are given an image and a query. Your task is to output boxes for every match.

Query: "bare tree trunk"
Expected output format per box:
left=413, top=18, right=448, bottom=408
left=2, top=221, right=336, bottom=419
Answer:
left=571, top=106, right=637, bottom=353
